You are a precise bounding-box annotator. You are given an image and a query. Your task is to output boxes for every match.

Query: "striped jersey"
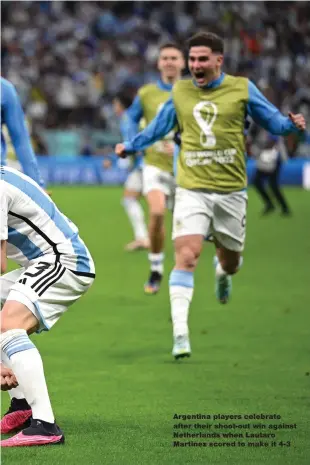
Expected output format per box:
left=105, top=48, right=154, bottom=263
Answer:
left=0, top=166, right=95, bottom=277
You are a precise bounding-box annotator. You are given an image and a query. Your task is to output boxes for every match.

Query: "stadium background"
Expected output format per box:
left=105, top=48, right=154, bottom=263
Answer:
left=1, top=1, right=310, bottom=465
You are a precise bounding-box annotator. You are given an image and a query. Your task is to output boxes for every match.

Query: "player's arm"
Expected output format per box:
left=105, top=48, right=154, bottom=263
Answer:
left=247, top=81, right=306, bottom=136
left=125, top=95, right=144, bottom=132
left=1, top=241, right=7, bottom=274
left=3, top=82, right=45, bottom=187
left=115, top=98, right=177, bottom=157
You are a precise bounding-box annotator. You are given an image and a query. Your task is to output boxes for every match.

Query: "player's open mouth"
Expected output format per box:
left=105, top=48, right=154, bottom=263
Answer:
left=194, top=72, right=206, bottom=84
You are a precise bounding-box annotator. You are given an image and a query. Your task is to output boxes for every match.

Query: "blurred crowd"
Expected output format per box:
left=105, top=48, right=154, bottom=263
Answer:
left=1, top=1, right=310, bottom=155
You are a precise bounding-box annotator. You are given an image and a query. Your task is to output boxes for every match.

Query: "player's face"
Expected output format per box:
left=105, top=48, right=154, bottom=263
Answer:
left=158, top=48, right=185, bottom=80
left=112, top=98, right=123, bottom=117
left=188, top=46, right=223, bottom=87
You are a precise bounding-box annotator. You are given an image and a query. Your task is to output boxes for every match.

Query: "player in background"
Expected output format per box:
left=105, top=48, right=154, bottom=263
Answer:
left=1, top=77, right=44, bottom=187
left=115, top=32, right=306, bottom=359
left=252, top=133, right=291, bottom=215
left=112, top=92, right=149, bottom=251
left=125, top=43, right=185, bottom=294
left=0, top=166, right=95, bottom=446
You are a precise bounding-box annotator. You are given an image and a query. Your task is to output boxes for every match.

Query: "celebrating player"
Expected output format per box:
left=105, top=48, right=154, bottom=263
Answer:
left=115, top=32, right=306, bottom=358
left=125, top=43, right=185, bottom=294
left=0, top=166, right=95, bottom=446
left=1, top=77, right=44, bottom=186
left=113, top=92, right=149, bottom=251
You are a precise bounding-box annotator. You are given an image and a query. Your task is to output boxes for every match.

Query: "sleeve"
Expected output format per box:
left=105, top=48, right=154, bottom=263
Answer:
left=124, top=98, right=178, bottom=153
left=119, top=114, right=139, bottom=141
left=0, top=190, right=8, bottom=241
left=125, top=95, right=144, bottom=124
left=247, top=81, right=304, bottom=136
left=3, top=83, right=45, bottom=187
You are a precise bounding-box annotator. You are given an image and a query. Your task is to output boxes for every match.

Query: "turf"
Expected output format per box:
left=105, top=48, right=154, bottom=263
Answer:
left=1, top=186, right=309, bottom=465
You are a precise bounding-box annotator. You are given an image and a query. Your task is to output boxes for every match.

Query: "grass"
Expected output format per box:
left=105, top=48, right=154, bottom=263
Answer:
left=1, top=186, right=310, bottom=465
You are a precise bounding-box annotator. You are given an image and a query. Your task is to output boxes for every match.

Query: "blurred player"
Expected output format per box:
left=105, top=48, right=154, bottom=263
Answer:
left=115, top=32, right=306, bottom=358
left=125, top=43, right=185, bottom=294
left=0, top=166, right=95, bottom=446
left=252, top=133, right=291, bottom=215
left=1, top=77, right=44, bottom=187
left=113, top=92, right=149, bottom=251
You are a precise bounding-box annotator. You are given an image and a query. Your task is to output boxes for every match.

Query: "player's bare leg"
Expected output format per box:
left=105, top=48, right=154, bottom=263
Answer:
left=169, top=234, right=204, bottom=358
left=214, top=240, right=242, bottom=304
left=122, top=189, right=149, bottom=251
left=0, top=300, right=64, bottom=446
left=144, top=189, right=166, bottom=294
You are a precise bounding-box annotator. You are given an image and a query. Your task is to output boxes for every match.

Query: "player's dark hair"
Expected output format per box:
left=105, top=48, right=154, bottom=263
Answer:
left=114, top=92, right=133, bottom=109
left=187, top=32, right=224, bottom=54
left=159, top=42, right=184, bottom=56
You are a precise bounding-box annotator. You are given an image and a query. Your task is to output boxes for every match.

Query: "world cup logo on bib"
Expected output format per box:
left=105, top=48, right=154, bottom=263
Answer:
left=193, top=101, right=218, bottom=148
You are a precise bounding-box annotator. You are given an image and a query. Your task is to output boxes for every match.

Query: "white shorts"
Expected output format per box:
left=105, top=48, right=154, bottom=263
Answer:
left=0, top=261, right=94, bottom=333
left=124, top=168, right=143, bottom=193
left=142, top=164, right=175, bottom=199
left=172, top=187, right=247, bottom=252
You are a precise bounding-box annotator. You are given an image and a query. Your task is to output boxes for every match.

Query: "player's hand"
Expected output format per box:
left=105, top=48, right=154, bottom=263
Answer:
left=288, top=112, right=306, bottom=131
left=1, top=365, right=18, bottom=391
left=162, top=141, right=174, bottom=157
left=115, top=143, right=127, bottom=158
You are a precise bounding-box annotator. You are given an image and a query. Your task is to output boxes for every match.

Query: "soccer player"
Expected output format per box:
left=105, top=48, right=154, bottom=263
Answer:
left=0, top=166, right=95, bottom=446
left=115, top=32, right=306, bottom=358
left=125, top=43, right=185, bottom=294
left=1, top=77, right=44, bottom=186
left=252, top=133, right=291, bottom=215
left=112, top=92, right=149, bottom=251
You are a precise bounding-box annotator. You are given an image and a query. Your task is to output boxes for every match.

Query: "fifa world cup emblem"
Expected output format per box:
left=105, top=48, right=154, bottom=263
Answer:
left=193, top=101, right=218, bottom=148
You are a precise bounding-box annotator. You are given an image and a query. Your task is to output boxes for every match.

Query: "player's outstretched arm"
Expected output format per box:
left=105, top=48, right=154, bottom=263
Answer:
left=247, top=81, right=306, bottom=136
left=2, top=80, right=45, bottom=187
left=115, top=98, right=177, bottom=158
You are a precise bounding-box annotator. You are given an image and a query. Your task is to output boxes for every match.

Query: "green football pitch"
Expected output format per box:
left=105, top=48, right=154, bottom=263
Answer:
left=1, top=186, right=309, bottom=465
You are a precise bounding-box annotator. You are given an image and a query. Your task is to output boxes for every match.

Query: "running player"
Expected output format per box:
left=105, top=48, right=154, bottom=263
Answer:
left=115, top=32, right=306, bottom=358
left=0, top=166, right=95, bottom=446
left=1, top=77, right=44, bottom=186
left=125, top=43, right=185, bottom=294
left=113, top=92, right=149, bottom=251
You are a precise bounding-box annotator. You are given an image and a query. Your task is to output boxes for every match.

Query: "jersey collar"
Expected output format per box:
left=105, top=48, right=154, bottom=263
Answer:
left=193, top=72, right=225, bottom=90
left=157, top=79, right=173, bottom=91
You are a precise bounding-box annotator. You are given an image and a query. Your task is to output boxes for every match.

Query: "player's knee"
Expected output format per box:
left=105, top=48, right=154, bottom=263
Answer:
left=177, top=246, right=200, bottom=271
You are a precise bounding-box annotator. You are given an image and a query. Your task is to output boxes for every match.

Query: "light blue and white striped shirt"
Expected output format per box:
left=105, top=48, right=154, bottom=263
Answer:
left=0, top=166, right=95, bottom=277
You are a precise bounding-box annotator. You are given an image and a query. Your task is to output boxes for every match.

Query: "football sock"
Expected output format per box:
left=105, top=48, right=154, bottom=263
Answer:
left=148, top=252, right=164, bottom=274
left=1, top=329, right=55, bottom=423
left=169, top=270, right=194, bottom=337
left=122, top=198, right=148, bottom=240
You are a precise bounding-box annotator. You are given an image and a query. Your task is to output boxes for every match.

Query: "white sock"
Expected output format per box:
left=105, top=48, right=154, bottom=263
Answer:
left=1, top=329, right=55, bottom=423
left=122, top=198, right=148, bottom=240
left=216, top=261, right=227, bottom=278
left=215, top=256, right=243, bottom=277
left=1, top=350, right=26, bottom=400
left=169, top=270, right=194, bottom=337
left=149, top=252, right=164, bottom=274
